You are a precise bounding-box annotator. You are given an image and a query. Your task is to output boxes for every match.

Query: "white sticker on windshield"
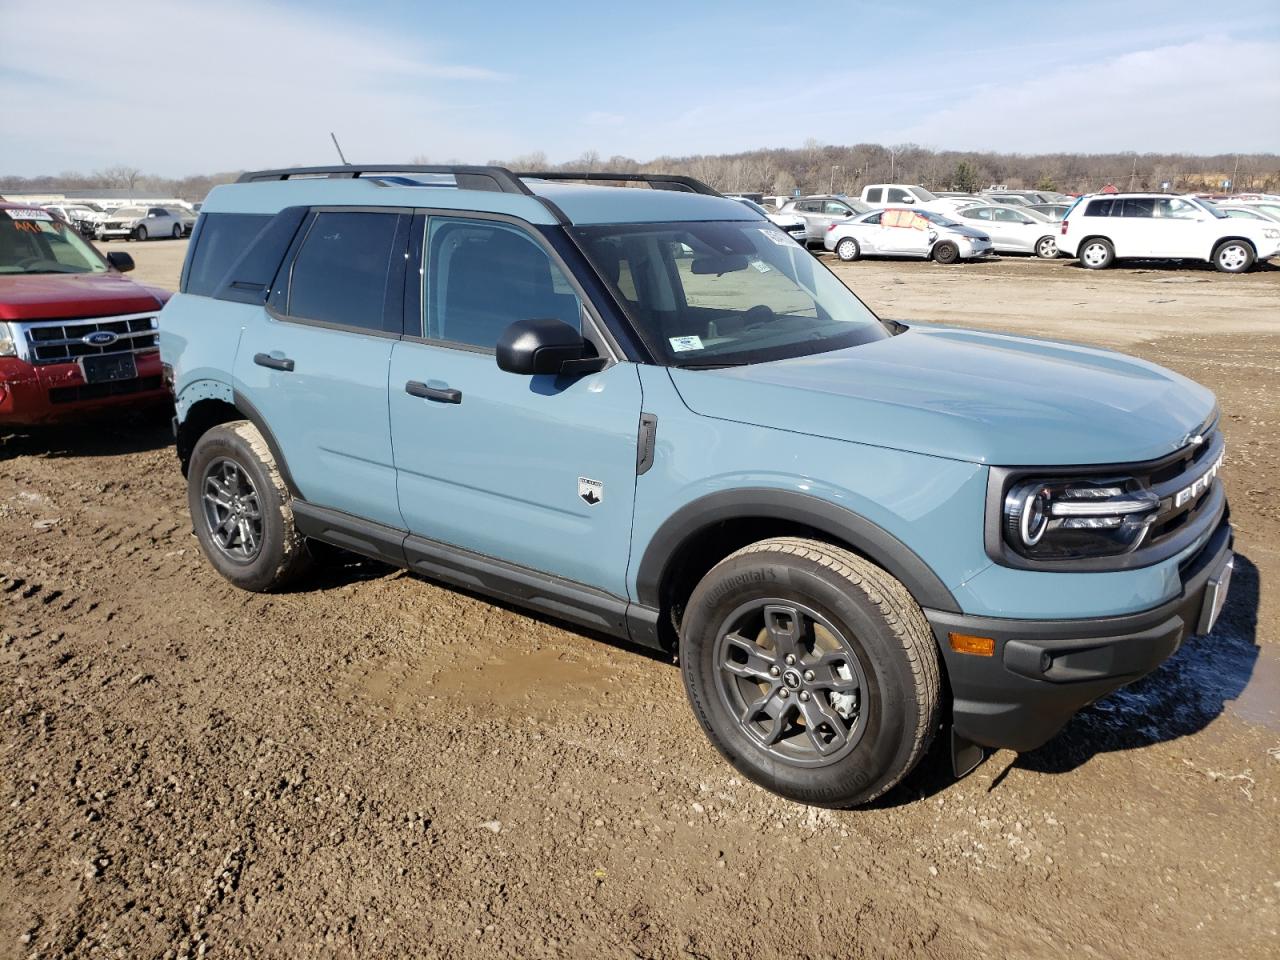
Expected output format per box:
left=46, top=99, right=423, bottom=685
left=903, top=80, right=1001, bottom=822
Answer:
left=669, top=335, right=704, bottom=352
left=750, top=258, right=771, bottom=273
left=3, top=208, right=54, bottom=221
left=758, top=227, right=793, bottom=247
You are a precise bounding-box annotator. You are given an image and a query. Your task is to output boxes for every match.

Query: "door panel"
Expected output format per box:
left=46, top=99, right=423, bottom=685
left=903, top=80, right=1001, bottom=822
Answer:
left=390, top=344, right=642, bottom=595
left=235, top=315, right=401, bottom=528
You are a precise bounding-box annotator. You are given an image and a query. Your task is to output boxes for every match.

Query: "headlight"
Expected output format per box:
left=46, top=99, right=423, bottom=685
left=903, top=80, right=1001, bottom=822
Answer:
left=1003, top=477, right=1159, bottom=560
left=0, top=323, right=16, bottom=358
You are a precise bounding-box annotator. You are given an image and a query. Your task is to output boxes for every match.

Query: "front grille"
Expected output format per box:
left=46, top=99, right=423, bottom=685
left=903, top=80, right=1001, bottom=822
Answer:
left=1139, top=427, right=1224, bottom=551
left=22, top=313, right=159, bottom=365
left=49, top=375, right=163, bottom=405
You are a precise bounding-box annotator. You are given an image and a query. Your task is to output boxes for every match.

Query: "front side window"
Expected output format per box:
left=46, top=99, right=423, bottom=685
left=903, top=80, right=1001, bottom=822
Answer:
left=287, top=211, right=400, bottom=332
left=0, top=209, right=108, bottom=275
left=886, top=188, right=910, bottom=202
left=424, top=218, right=581, bottom=350
left=571, top=220, right=887, bottom=367
left=823, top=201, right=851, bottom=216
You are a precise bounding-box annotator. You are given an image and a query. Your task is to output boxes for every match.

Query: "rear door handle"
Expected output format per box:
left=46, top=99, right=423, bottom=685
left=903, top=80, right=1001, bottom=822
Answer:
left=405, top=380, right=462, bottom=404
left=254, top=352, right=295, bottom=372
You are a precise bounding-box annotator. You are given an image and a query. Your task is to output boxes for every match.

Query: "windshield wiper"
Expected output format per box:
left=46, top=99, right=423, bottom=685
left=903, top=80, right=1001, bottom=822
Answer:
left=677, top=360, right=752, bottom=370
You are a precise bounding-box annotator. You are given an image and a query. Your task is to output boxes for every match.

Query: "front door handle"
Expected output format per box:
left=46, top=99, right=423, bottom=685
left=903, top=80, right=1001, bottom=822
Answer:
left=405, top=380, right=462, bottom=404
left=254, top=352, right=295, bottom=372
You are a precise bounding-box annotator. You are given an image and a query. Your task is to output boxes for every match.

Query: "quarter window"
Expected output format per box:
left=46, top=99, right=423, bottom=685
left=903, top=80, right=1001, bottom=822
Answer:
left=182, top=213, right=270, bottom=296
left=287, top=211, right=401, bottom=332
left=424, top=218, right=581, bottom=350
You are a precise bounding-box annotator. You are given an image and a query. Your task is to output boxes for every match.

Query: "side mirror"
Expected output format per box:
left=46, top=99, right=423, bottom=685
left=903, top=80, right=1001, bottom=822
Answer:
left=106, top=251, right=135, bottom=273
left=899, top=196, right=915, bottom=204
left=496, top=318, right=602, bottom=376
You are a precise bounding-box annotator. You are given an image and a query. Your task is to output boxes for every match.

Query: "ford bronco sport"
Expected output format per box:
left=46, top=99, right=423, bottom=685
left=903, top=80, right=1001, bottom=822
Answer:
left=1, top=202, right=169, bottom=427
left=160, top=165, right=1234, bottom=807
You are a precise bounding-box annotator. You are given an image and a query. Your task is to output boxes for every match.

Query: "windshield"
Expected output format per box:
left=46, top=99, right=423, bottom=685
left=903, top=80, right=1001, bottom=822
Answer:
left=914, top=209, right=961, bottom=227
left=0, top=209, right=108, bottom=275
left=1189, top=198, right=1227, bottom=219
left=571, top=220, right=888, bottom=366
left=909, top=187, right=938, bottom=202
left=111, top=207, right=145, bottom=219
left=737, top=198, right=770, bottom=217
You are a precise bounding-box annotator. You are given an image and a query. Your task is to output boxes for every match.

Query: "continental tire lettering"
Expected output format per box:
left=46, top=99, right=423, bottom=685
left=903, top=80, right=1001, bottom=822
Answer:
left=701, top=568, right=779, bottom=607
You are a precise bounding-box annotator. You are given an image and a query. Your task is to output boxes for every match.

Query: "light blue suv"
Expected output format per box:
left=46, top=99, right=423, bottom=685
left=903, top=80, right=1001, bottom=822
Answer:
left=160, top=165, right=1234, bottom=807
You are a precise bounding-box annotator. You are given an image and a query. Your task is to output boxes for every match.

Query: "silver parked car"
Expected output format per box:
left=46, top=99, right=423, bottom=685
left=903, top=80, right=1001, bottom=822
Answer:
left=97, top=206, right=187, bottom=241
left=1210, top=203, right=1280, bottom=223
left=728, top=196, right=807, bottom=244
left=776, top=195, right=871, bottom=245
left=824, top=207, right=993, bottom=264
left=1025, top=203, right=1071, bottom=221
left=954, top=204, right=1062, bottom=257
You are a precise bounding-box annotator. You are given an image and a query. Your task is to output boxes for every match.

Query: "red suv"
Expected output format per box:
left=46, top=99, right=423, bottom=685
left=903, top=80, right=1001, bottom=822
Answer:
left=1, top=203, right=170, bottom=427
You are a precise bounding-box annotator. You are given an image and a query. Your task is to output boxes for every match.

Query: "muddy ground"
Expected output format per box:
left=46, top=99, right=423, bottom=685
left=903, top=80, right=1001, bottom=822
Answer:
left=2, top=240, right=1278, bottom=959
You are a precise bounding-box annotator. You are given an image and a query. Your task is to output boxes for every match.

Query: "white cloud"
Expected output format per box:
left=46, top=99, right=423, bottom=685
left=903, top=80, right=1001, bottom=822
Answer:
left=0, top=0, right=515, bottom=174
left=884, top=36, right=1280, bottom=153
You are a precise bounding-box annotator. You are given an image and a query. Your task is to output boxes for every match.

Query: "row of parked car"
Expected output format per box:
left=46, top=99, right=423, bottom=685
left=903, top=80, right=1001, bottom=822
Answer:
left=738, top=184, right=1280, bottom=273
left=30, top=201, right=197, bottom=241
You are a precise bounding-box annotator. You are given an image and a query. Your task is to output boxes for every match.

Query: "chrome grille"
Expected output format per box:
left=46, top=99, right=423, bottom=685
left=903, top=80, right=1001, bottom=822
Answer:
left=19, top=313, right=160, bottom=365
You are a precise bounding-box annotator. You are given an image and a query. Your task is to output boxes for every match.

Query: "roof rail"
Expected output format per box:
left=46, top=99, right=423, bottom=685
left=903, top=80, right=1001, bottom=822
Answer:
left=516, top=171, right=722, bottom=196
left=235, top=164, right=534, bottom=195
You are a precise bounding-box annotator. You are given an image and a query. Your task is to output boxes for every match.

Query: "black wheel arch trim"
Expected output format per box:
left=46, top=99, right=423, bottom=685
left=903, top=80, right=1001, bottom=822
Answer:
left=634, top=488, right=961, bottom=614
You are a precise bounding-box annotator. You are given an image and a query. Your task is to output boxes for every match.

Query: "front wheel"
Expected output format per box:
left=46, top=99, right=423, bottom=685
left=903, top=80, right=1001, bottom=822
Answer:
left=835, top=237, right=860, bottom=261
left=1035, top=235, right=1059, bottom=259
left=932, top=241, right=960, bottom=264
left=680, top=537, right=941, bottom=808
left=134, top=224, right=148, bottom=241
left=187, top=421, right=313, bottom=592
left=172, top=224, right=183, bottom=239
left=1213, top=239, right=1255, bottom=273
left=1079, top=237, right=1114, bottom=269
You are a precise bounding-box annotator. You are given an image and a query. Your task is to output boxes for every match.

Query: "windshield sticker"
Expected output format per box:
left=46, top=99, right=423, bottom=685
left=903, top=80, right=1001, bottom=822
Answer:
left=669, top=335, right=704, bottom=352
left=3, top=208, right=55, bottom=222
left=758, top=227, right=793, bottom=247
left=750, top=258, right=771, bottom=274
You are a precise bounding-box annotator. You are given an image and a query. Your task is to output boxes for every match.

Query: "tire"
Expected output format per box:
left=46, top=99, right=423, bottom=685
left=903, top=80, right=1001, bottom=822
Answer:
left=1212, top=239, right=1255, bottom=274
left=1079, top=237, right=1114, bottom=269
left=932, top=241, right=960, bottom=265
left=134, top=225, right=148, bottom=241
left=680, top=537, right=941, bottom=808
left=835, top=237, right=860, bottom=262
left=187, top=421, right=313, bottom=592
left=1035, top=235, right=1059, bottom=259
left=172, top=224, right=183, bottom=239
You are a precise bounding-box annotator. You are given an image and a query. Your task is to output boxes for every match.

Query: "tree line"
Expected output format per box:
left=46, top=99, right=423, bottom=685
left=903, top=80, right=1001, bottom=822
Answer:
left=4, top=143, right=1277, bottom=201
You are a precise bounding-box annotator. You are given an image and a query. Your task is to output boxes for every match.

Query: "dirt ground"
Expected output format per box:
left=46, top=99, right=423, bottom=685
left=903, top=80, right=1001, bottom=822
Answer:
left=2, top=238, right=1278, bottom=959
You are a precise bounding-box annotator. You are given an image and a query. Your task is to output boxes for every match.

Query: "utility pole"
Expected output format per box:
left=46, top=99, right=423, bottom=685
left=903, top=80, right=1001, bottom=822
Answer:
left=1129, top=155, right=1137, bottom=191
left=1231, top=154, right=1241, bottom=193
left=830, top=165, right=840, bottom=193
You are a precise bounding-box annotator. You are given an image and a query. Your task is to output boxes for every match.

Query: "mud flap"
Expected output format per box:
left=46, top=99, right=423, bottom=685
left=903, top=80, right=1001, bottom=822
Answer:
left=951, top=727, right=985, bottom=778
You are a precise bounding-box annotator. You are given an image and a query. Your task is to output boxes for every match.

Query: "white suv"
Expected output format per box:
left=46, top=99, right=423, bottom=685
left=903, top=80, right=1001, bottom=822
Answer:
left=1059, top=193, right=1280, bottom=273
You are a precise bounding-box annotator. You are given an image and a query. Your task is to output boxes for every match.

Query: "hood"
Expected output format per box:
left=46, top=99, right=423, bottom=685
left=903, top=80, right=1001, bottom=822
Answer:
left=0, top=272, right=168, bottom=321
left=669, top=325, right=1216, bottom=466
left=939, top=222, right=989, bottom=239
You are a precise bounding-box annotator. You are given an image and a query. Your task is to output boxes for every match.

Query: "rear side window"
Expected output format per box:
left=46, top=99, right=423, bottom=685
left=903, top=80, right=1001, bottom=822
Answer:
left=865, top=188, right=883, bottom=203
left=287, top=211, right=401, bottom=332
left=424, top=218, right=581, bottom=350
left=183, top=213, right=270, bottom=296
left=1120, top=198, right=1155, bottom=218
left=1084, top=198, right=1113, bottom=217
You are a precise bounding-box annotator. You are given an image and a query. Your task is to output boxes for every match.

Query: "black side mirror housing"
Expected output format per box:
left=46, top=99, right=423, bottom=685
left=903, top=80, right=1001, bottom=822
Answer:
left=496, top=318, right=602, bottom=375
left=106, top=251, right=135, bottom=273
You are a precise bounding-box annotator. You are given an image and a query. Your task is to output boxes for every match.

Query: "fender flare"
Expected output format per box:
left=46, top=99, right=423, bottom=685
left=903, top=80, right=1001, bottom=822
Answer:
left=231, top=389, right=303, bottom=499
left=634, top=488, right=961, bottom=614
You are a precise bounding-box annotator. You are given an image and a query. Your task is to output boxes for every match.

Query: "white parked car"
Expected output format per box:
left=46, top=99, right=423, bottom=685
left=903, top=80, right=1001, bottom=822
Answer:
left=728, top=196, right=807, bottom=244
left=97, top=206, right=187, bottom=241
left=954, top=204, right=1062, bottom=258
left=1059, top=193, right=1280, bottom=273
left=858, top=184, right=970, bottom=214
left=824, top=207, right=993, bottom=264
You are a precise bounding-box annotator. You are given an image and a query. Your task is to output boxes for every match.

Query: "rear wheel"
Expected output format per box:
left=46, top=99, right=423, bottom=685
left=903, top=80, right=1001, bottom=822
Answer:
left=932, top=241, right=960, bottom=264
left=680, top=537, right=941, bottom=808
left=134, top=224, right=148, bottom=241
left=1035, top=235, right=1059, bottom=259
left=1213, top=239, right=1255, bottom=273
left=835, top=237, right=860, bottom=262
left=187, top=421, right=312, bottom=592
left=1079, top=237, right=1114, bottom=269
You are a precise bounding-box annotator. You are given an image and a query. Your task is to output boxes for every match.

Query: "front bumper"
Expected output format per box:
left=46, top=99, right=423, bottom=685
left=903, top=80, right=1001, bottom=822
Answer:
left=961, top=238, right=995, bottom=258
left=925, top=516, right=1233, bottom=752
left=0, top=352, right=168, bottom=426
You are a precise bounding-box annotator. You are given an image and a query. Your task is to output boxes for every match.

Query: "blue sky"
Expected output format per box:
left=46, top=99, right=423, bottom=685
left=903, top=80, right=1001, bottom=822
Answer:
left=2, top=0, right=1278, bottom=175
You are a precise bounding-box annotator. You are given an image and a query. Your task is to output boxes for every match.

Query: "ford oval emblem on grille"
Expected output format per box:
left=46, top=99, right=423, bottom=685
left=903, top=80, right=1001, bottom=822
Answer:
left=83, top=331, right=119, bottom=346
